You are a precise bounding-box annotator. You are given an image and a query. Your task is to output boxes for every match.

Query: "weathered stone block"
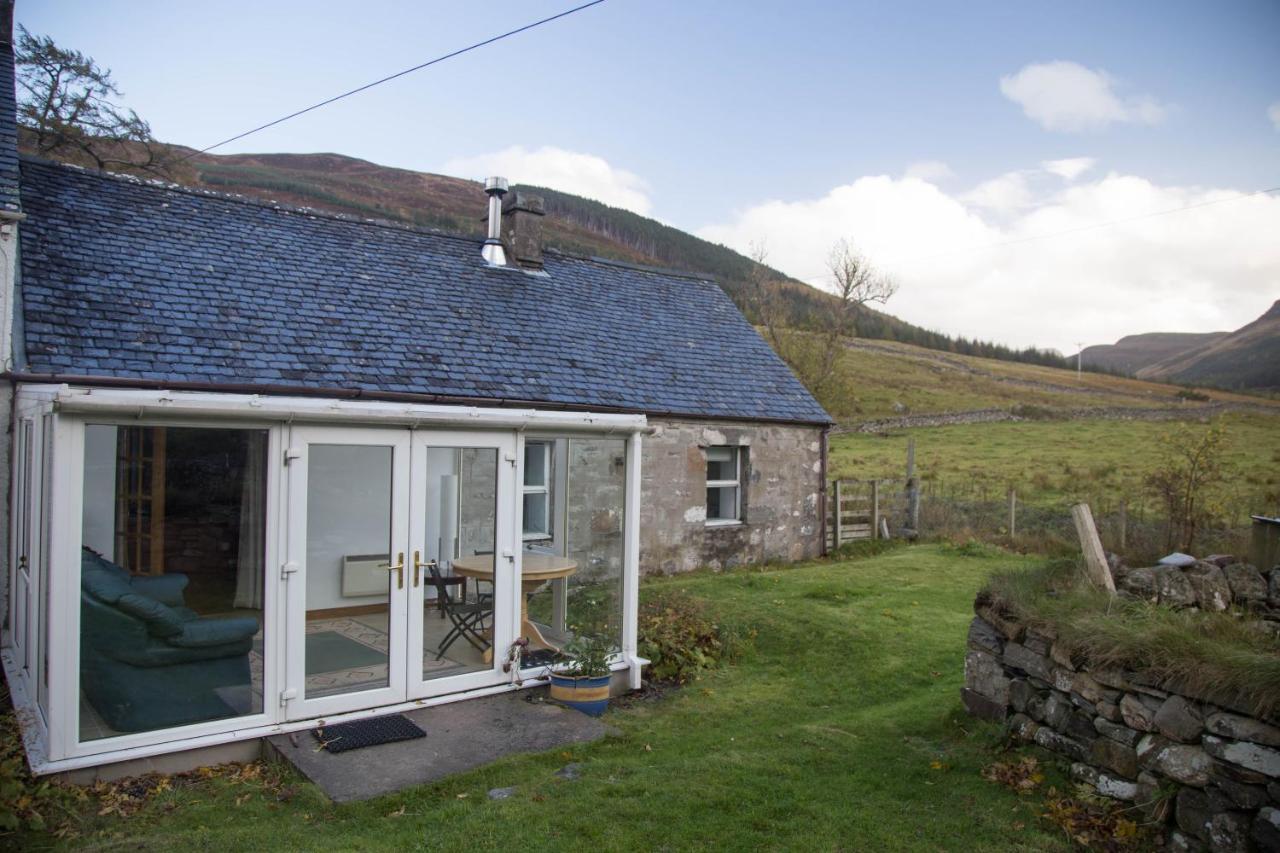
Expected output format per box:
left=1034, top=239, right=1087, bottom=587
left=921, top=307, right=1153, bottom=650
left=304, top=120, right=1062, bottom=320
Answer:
left=1205, top=711, right=1280, bottom=748
left=1204, top=555, right=1236, bottom=568
left=1003, top=642, right=1051, bottom=681
left=1120, top=566, right=1158, bottom=602
left=1155, top=695, right=1204, bottom=743
left=1154, top=743, right=1213, bottom=787
left=1177, top=787, right=1213, bottom=842
left=1203, top=735, right=1280, bottom=778
left=1009, top=679, right=1037, bottom=714
left=1049, top=642, right=1077, bottom=671
left=1070, top=671, right=1105, bottom=705
left=1051, top=668, right=1074, bottom=694
left=1034, top=726, right=1089, bottom=762
left=964, top=651, right=1010, bottom=704
left=1063, top=710, right=1098, bottom=743
left=1092, top=668, right=1129, bottom=690
left=966, top=617, right=1005, bottom=656
left=1136, top=771, right=1173, bottom=823
left=1138, top=733, right=1173, bottom=771
left=1212, top=758, right=1270, bottom=787
left=1168, top=830, right=1205, bottom=853
left=1006, top=712, right=1040, bottom=741
left=1254, top=806, right=1280, bottom=852
left=1223, top=563, right=1267, bottom=606
left=1269, top=569, right=1280, bottom=606
left=974, top=597, right=1024, bottom=641
left=1155, top=567, right=1198, bottom=608
left=1068, top=693, right=1097, bottom=716
left=1211, top=778, right=1270, bottom=810
left=1095, top=716, right=1143, bottom=747
left=1096, top=700, right=1123, bottom=723
left=1207, top=811, right=1251, bottom=853
left=1023, top=631, right=1051, bottom=655
left=1043, top=691, right=1072, bottom=732
left=1121, top=693, right=1158, bottom=731
left=960, top=687, right=1006, bottom=722
left=1091, top=736, right=1140, bottom=779
left=1072, top=761, right=1138, bottom=800
left=1185, top=562, right=1232, bottom=612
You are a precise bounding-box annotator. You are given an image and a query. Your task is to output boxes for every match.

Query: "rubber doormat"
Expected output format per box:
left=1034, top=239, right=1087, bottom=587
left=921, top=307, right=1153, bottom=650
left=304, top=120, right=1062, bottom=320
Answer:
left=313, top=715, right=426, bottom=753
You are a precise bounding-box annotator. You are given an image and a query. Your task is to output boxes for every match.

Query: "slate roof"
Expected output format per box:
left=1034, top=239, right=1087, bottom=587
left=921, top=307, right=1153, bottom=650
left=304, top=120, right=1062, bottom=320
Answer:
left=0, top=5, right=20, bottom=213
left=17, top=158, right=831, bottom=424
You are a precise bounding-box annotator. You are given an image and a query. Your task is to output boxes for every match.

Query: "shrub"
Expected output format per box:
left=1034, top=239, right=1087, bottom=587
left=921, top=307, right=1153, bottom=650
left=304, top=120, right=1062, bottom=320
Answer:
left=637, top=590, right=751, bottom=684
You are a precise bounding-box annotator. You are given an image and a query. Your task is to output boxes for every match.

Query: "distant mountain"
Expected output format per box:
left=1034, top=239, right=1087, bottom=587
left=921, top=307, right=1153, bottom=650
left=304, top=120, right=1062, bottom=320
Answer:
left=1136, top=300, right=1280, bottom=391
left=1079, top=331, right=1229, bottom=375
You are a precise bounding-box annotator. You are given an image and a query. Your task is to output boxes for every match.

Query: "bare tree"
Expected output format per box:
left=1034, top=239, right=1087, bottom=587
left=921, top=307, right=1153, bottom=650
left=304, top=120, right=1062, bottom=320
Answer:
left=804, top=239, right=897, bottom=397
left=16, top=26, right=176, bottom=177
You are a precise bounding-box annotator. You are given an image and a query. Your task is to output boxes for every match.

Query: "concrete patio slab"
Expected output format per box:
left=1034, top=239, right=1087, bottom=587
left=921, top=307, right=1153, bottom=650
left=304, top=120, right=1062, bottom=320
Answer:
left=265, top=690, right=614, bottom=802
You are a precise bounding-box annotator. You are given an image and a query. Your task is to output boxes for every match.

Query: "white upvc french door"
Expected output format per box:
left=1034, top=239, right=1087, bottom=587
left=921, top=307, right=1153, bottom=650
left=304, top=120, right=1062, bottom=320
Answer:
left=406, top=430, right=517, bottom=699
left=281, top=426, right=515, bottom=722
left=282, top=426, right=412, bottom=721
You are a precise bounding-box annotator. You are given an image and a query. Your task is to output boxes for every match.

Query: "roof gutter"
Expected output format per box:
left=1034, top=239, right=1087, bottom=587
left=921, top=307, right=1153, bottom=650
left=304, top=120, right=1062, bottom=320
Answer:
left=2, top=372, right=833, bottom=429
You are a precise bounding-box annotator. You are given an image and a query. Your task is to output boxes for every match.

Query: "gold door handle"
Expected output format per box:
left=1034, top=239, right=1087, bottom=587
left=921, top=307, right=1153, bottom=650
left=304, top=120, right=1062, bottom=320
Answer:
left=413, top=551, right=437, bottom=587
left=379, top=552, right=405, bottom=589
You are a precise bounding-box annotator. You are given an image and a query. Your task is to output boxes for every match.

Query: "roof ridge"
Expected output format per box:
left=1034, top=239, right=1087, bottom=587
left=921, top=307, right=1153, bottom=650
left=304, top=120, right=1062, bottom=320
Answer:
left=18, top=154, right=486, bottom=249
left=544, top=248, right=716, bottom=283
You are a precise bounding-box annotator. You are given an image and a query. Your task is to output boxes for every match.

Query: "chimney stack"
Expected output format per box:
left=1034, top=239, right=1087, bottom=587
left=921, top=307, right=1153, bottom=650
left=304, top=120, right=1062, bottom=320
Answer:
left=480, top=176, right=508, bottom=266
left=501, top=190, right=545, bottom=270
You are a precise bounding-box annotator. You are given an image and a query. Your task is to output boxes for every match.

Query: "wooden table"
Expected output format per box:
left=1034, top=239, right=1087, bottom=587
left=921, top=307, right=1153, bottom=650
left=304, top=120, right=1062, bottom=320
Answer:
left=450, top=553, right=577, bottom=662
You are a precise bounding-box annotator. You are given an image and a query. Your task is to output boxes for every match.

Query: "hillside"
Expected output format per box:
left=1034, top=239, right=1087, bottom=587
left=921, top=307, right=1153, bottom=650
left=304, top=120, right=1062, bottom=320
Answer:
left=1137, top=299, right=1280, bottom=391
left=1078, top=331, right=1228, bottom=374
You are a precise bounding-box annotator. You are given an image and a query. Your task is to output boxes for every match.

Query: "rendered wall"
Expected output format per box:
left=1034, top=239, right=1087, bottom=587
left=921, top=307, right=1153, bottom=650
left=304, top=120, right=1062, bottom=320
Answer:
left=639, top=419, right=825, bottom=574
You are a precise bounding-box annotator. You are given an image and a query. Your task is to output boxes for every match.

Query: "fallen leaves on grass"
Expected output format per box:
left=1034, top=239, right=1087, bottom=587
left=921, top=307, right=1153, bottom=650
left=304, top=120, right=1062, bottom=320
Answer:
left=1042, top=787, right=1146, bottom=851
left=981, top=756, right=1044, bottom=794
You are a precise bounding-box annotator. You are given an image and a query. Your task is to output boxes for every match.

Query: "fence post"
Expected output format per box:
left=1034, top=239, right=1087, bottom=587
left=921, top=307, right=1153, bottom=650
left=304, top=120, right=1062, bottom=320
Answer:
left=905, top=439, right=919, bottom=539
left=871, top=480, right=880, bottom=541
left=833, top=480, right=843, bottom=547
left=1008, top=488, right=1017, bottom=538
left=1118, top=501, right=1127, bottom=552
left=1072, top=503, right=1116, bottom=593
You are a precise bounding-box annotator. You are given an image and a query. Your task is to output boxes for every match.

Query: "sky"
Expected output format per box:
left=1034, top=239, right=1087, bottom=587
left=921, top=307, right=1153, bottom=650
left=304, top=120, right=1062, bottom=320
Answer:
left=19, top=0, right=1280, bottom=354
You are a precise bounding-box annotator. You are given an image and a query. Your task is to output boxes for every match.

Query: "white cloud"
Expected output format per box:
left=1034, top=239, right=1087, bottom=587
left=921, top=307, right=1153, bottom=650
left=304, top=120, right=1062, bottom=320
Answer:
left=963, top=171, right=1034, bottom=212
left=442, top=145, right=652, bottom=215
left=1043, top=157, right=1096, bottom=181
left=1000, top=61, right=1169, bottom=132
left=1269, top=101, right=1280, bottom=131
left=697, top=170, right=1280, bottom=355
left=904, top=160, right=953, bottom=182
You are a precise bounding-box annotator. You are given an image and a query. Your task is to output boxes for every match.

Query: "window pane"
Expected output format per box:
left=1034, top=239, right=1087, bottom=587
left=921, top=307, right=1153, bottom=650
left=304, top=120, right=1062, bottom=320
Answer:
left=524, top=442, right=547, bottom=487
left=523, top=492, right=549, bottom=537
left=707, top=446, right=737, bottom=482
left=707, top=485, right=738, bottom=521
left=79, top=425, right=268, bottom=741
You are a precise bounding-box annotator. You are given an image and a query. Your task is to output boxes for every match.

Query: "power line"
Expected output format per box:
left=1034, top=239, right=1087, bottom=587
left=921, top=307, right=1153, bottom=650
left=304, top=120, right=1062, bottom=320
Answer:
left=182, top=0, right=607, bottom=160
left=794, top=184, right=1280, bottom=282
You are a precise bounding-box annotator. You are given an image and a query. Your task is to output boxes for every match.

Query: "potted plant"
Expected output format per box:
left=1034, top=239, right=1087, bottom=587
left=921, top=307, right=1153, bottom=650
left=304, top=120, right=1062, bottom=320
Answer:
left=548, top=633, right=614, bottom=717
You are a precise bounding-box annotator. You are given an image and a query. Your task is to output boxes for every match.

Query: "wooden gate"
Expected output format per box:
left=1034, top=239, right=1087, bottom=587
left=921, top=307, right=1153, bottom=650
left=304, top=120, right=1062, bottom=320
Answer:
left=827, top=479, right=885, bottom=549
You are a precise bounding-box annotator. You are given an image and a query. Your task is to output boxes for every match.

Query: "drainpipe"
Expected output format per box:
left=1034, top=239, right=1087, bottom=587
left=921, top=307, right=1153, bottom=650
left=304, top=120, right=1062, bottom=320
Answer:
left=819, top=424, right=830, bottom=557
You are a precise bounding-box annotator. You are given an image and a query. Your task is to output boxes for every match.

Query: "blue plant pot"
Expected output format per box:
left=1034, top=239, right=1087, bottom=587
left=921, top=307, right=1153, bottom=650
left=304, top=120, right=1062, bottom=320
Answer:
left=548, top=672, right=611, bottom=717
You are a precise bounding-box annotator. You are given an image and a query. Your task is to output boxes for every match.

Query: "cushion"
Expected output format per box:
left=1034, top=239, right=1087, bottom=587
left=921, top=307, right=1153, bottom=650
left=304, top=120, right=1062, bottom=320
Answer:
left=168, top=616, right=260, bottom=648
left=81, top=566, right=133, bottom=605
left=82, top=548, right=130, bottom=581
left=114, top=592, right=186, bottom=638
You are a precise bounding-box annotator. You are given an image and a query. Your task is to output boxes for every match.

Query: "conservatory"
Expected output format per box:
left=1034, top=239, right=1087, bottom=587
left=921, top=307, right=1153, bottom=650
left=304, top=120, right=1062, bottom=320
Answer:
left=4, top=385, right=644, bottom=774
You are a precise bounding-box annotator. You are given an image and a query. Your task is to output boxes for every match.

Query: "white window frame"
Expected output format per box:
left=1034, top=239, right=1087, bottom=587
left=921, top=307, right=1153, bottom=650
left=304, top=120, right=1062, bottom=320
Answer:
left=521, top=439, right=552, bottom=541
left=705, top=446, right=743, bottom=526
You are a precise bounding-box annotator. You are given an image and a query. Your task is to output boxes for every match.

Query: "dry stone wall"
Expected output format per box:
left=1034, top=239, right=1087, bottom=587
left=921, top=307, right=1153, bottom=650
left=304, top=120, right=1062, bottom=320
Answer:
left=963, top=590, right=1280, bottom=851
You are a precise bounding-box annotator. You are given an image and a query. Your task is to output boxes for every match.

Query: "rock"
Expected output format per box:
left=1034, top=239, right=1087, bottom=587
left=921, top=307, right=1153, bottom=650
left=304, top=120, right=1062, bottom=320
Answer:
left=1068, top=693, right=1097, bottom=716
left=1049, top=642, right=1076, bottom=671
left=1254, top=807, right=1280, bottom=851
left=974, top=596, right=1024, bottom=641
left=1120, top=566, right=1158, bottom=602
left=1211, top=759, right=1270, bottom=787
left=1007, top=713, right=1040, bottom=741
left=1071, top=672, right=1105, bottom=705
left=1063, top=711, right=1098, bottom=743
left=1136, top=771, right=1172, bottom=822
left=1092, top=668, right=1128, bottom=690
left=1138, top=733, right=1172, bottom=771
left=1051, top=668, right=1074, bottom=694
left=1026, top=692, right=1048, bottom=723
left=1091, top=737, right=1140, bottom=779
left=967, top=618, right=1005, bottom=656
left=1034, top=726, right=1089, bottom=762
left=1156, top=566, right=1199, bottom=608
left=1155, top=695, right=1205, bottom=743
left=1204, top=555, right=1236, bottom=568
left=1096, top=700, right=1123, bottom=723
left=1185, top=562, right=1233, bottom=611
left=1121, top=694, right=1158, bottom=732
left=1154, top=743, right=1213, bottom=787
left=1211, top=778, right=1270, bottom=810
left=1169, top=831, right=1206, bottom=853
left=1043, top=692, right=1072, bottom=732
left=1160, top=552, right=1199, bottom=568
left=487, top=786, right=517, bottom=800
left=554, top=763, right=583, bottom=781
left=960, top=688, right=1006, bottom=721
left=1023, top=631, right=1051, bottom=655
left=1073, top=762, right=1138, bottom=801
left=1205, top=712, right=1280, bottom=748
left=1207, top=811, right=1251, bottom=853
left=1003, top=642, right=1051, bottom=681
left=1177, top=787, right=1213, bottom=842
left=964, top=651, right=1010, bottom=704
left=1269, top=569, right=1280, bottom=606
left=1095, top=717, right=1143, bottom=747
left=1009, top=679, right=1037, bottom=714
left=1223, top=563, right=1267, bottom=606
left=1204, top=735, right=1280, bottom=778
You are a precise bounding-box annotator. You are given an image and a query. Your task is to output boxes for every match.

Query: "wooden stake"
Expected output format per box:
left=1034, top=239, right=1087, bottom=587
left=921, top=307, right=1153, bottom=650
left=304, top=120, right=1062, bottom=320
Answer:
left=1008, top=488, right=1016, bottom=538
left=833, top=480, right=844, bottom=547
left=1071, top=503, right=1115, bottom=593
left=871, top=480, right=880, bottom=541
left=1118, top=501, right=1127, bottom=552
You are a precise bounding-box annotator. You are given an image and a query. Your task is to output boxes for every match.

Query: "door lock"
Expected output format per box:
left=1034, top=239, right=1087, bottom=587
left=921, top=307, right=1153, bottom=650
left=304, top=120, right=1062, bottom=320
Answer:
left=379, top=552, right=406, bottom=589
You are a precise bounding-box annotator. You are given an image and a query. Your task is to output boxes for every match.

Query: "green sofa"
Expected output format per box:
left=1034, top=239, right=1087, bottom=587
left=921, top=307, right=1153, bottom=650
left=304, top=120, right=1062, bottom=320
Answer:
left=79, top=549, right=259, bottom=734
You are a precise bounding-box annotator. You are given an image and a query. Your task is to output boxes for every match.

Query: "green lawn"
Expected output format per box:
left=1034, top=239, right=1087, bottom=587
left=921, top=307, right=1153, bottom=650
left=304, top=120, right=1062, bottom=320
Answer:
left=830, top=412, right=1280, bottom=520
left=12, top=546, right=1079, bottom=852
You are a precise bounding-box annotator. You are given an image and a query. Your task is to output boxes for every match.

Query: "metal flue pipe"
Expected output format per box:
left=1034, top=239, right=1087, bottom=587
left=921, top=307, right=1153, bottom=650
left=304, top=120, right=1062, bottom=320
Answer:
left=481, top=176, right=508, bottom=265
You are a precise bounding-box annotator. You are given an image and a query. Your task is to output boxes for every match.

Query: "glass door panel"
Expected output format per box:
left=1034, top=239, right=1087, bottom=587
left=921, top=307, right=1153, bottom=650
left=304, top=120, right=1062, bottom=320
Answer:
left=284, top=428, right=410, bottom=720
left=409, top=433, right=516, bottom=698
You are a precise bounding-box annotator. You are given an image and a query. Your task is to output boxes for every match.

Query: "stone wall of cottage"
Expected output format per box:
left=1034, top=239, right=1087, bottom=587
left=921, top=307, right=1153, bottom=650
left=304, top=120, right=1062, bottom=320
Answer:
left=639, top=419, right=825, bottom=574
left=963, top=580, right=1280, bottom=851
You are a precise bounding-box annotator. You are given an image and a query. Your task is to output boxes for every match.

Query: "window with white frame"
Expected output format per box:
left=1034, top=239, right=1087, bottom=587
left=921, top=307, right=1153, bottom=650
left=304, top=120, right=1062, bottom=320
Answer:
left=522, top=440, right=552, bottom=539
left=705, top=446, right=743, bottom=524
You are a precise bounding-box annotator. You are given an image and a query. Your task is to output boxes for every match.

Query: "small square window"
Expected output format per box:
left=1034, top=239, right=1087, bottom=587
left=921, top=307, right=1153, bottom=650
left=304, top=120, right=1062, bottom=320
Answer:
left=522, top=441, right=552, bottom=539
left=705, top=446, right=742, bottom=523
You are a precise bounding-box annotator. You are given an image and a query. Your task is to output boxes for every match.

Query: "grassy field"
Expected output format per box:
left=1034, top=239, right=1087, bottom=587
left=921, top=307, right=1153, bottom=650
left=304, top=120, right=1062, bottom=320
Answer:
left=816, top=337, right=1275, bottom=424
left=11, top=546, right=1087, bottom=852
left=830, top=412, right=1280, bottom=520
